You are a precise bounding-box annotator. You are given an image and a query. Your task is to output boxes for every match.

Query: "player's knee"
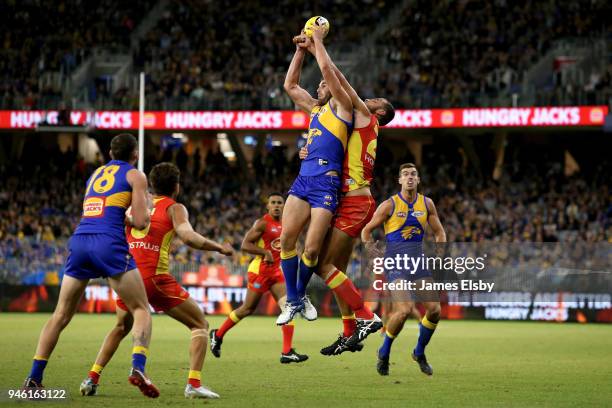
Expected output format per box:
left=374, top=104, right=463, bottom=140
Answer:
left=52, top=309, right=73, bottom=329
left=190, top=317, right=207, bottom=331
left=394, top=306, right=413, bottom=322
left=116, top=320, right=133, bottom=337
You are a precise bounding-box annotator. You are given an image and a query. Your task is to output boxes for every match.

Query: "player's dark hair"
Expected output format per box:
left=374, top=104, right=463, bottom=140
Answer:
left=378, top=100, right=395, bottom=126
left=150, top=162, right=180, bottom=197
left=399, top=163, right=418, bottom=175
left=268, top=192, right=284, bottom=199
left=110, top=133, right=138, bottom=161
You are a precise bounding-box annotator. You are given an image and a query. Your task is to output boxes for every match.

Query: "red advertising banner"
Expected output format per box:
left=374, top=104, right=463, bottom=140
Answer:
left=0, top=106, right=607, bottom=130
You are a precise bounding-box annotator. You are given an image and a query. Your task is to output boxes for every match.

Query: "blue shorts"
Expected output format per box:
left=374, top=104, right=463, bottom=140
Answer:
left=64, top=234, right=136, bottom=280
left=288, top=174, right=341, bottom=213
left=384, top=242, right=432, bottom=283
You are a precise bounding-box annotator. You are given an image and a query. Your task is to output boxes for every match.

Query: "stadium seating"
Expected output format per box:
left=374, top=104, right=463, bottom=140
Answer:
left=2, top=0, right=609, bottom=110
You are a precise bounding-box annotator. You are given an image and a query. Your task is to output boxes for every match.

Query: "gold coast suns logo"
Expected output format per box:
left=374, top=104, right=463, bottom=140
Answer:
left=271, top=238, right=281, bottom=252
left=129, top=207, right=156, bottom=239
left=401, top=225, right=422, bottom=240
left=365, top=139, right=377, bottom=166
left=307, top=128, right=322, bottom=145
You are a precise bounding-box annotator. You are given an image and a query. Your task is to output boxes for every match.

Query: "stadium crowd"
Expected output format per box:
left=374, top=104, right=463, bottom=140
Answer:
left=0, top=0, right=156, bottom=110
left=373, top=0, right=610, bottom=108
left=2, top=0, right=609, bottom=110
left=1, top=142, right=610, bottom=284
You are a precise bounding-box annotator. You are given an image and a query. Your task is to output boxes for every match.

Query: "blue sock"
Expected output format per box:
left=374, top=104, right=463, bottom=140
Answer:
left=414, top=316, right=438, bottom=356
left=378, top=332, right=395, bottom=359
left=28, top=358, right=48, bottom=383
left=281, top=251, right=299, bottom=303
left=296, top=255, right=316, bottom=299
left=132, top=352, right=147, bottom=372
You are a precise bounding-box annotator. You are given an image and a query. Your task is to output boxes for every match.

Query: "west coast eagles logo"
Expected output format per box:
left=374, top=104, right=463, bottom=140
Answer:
left=401, top=226, right=422, bottom=240
left=307, top=128, right=322, bottom=145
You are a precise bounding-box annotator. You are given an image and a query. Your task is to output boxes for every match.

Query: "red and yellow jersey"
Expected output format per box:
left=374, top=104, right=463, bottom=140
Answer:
left=247, top=214, right=282, bottom=275
left=126, top=196, right=176, bottom=279
left=342, top=114, right=378, bottom=192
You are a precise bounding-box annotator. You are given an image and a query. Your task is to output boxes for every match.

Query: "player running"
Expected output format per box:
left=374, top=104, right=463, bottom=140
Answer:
left=361, top=163, right=446, bottom=376
left=79, top=162, right=232, bottom=399
left=277, top=25, right=354, bottom=325
left=23, top=134, right=159, bottom=397
left=209, top=193, right=308, bottom=364
left=297, top=56, right=396, bottom=354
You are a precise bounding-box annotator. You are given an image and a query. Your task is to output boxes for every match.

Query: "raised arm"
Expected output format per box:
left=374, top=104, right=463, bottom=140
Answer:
left=241, top=218, right=274, bottom=263
left=425, top=197, right=447, bottom=243
left=311, top=27, right=352, bottom=119
left=284, top=45, right=318, bottom=113
left=126, top=169, right=150, bottom=230
left=361, top=199, right=393, bottom=243
left=331, top=63, right=369, bottom=116
left=169, top=203, right=233, bottom=255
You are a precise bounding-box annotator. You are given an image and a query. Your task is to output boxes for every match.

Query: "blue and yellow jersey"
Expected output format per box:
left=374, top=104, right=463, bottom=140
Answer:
left=300, top=101, right=352, bottom=176
left=384, top=193, right=429, bottom=243
left=74, top=160, right=134, bottom=239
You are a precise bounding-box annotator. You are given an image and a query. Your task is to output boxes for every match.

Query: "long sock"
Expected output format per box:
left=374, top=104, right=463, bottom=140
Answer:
left=28, top=356, right=48, bottom=383
left=88, top=363, right=104, bottom=384
left=216, top=311, right=241, bottom=339
left=342, top=314, right=357, bottom=337
left=188, top=370, right=201, bottom=388
left=281, top=249, right=299, bottom=303
left=281, top=321, right=295, bottom=354
left=296, top=254, right=317, bottom=299
left=414, top=315, right=438, bottom=356
left=132, top=346, right=148, bottom=372
left=378, top=331, right=396, bottom=359
left=325, top=269, right=374, bottom=319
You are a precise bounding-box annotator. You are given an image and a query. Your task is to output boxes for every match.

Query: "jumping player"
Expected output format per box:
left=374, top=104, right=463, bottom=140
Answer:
left=277, top=25, right=354, bottom=324
left=79, top=162, right=232, bottom=399
left=209, top=193, right=308, bottom=364
left=297, top=57, right=396, bottom=354
left=361, top=163, right=446, bottom=376
left=23, top=134, right=159, bottom=397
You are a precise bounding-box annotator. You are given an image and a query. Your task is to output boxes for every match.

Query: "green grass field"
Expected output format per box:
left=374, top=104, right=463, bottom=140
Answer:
left=0, top=313, right=610, bottom=407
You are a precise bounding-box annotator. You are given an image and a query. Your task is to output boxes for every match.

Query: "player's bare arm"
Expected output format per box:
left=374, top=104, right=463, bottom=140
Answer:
left=425, top=197, right=447, bottom=243
left=126, top=169, right=150, bottom=230
left=284, top=40, right=318, bottom=113
left=310, top=26, right=353, bottom=120
left=330, top=62, right=370, bottom=119
left=169, top=203, right=233, bottom=256
left=361, top=199, right=393, bottom=244
left=241, top=219, right=274, bottom=263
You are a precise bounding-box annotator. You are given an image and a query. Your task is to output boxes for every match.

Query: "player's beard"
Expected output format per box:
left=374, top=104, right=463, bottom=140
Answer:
left=317, top=92, right=332, bottom=106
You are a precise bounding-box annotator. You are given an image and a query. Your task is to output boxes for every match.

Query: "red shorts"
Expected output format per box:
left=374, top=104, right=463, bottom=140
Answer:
left=333, top=195, right=376, bottom=238
left=117, top=274, right=189, bottom=312
left=247, top=270, right=285, bottom=293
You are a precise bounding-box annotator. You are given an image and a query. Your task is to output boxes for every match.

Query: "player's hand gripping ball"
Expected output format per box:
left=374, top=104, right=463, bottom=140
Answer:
left=303, top=16, right=330, bottom=38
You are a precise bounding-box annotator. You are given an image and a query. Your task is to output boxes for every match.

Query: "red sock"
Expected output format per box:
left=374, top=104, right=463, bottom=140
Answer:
left=216, top=311, right=241, bottom=338
left=281, top=323, right=294, bottom=354
left=88, top=371, right=100, bottom=384
left=188, top=370, right=201, bottom=388
left=326, top=270, right=375, bottom=320
left=342, top=316, right=357, bottom=337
